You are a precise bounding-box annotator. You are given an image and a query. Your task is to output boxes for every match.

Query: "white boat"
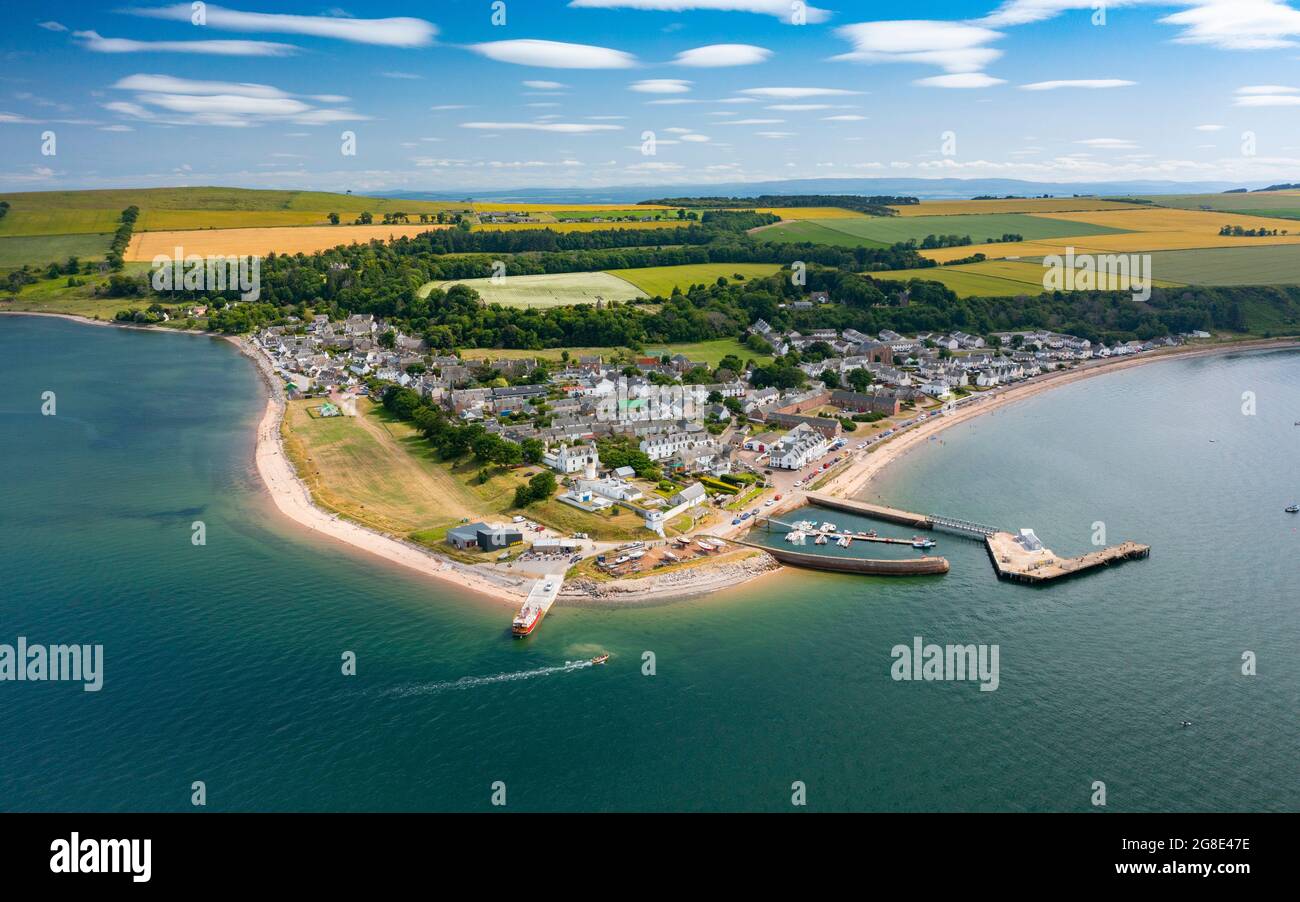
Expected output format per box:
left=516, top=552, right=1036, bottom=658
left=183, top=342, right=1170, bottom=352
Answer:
left=627, top=550, right=645, bottom=560
left=784, top=531, right=806, bottom=543
left=697, top=540, right=716, bottom=551
left=821, top=522, right=837, bottom=532
left=836, top=535, right=851, bottom=548
left=712, top=540, right=726, bottom=549
left=815, top=534, right=828, bottom=545
left=912, top=538, right=936, bottom=550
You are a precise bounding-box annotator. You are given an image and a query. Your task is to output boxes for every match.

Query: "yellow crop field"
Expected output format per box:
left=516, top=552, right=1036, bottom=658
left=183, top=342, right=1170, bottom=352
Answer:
left=1028, top=207, right=1300, bottom=234
left=890, top=198, right=1141, bottom=217
left=921, top=240, right=1112, bottom=263
left=127, top=223, right=450, bottom=260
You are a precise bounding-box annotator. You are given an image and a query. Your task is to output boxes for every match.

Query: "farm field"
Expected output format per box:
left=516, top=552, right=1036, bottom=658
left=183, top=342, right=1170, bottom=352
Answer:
left=887, top=198, right=1143, bottom=217
left=548, top=209, right=675, bottom=221
left=472, top=219, right=683, bottom=233
left=0, top=233, right=111, bottom=269
left=1144, top=246, right=1300, bottom=286
left=430, top=271, right=648, bottom=307
left=126, top=223, right=450, bottom=260
left=761, top=220, right=890, bottom=248
left=0, top=187, right=472, bottom=237
left=606, top=262, right=783, bottom=296
left=809, top=212, right=1131, bottom=245
left=752, top=206, right=872, bottom=219
left=918, top=207, right=1300, bottom=262
left=872, top=259, right=1184, bottom=297
left=1136, top=190, right=1300, bottom=219
left=470, top=202, right=671, bottom=212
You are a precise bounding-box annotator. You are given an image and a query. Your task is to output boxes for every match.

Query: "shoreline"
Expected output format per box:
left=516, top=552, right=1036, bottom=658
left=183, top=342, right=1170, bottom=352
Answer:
left=8, top=311, right=1297, bottom=604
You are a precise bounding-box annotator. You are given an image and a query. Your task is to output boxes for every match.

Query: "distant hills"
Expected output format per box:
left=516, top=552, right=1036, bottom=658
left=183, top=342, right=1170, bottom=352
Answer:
left=369, top=177, right=1253, bottom=206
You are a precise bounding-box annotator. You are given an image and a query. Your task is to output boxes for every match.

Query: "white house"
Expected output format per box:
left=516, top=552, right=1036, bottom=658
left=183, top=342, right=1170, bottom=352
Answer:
left=543, top=442, right=600, bottom=475
left=769, top=424, right=831, bottom=470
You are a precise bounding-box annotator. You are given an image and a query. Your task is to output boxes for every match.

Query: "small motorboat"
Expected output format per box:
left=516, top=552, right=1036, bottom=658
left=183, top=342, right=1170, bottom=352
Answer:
left=815, top=533, right=828, bottom=545
left=912, top=537, right=936, bottom=550
left=1286, top=504, right=1299, bottom=513
left=591, top=654, right=610, bottom=665
left=1180, top=720, right=1192, bottom=727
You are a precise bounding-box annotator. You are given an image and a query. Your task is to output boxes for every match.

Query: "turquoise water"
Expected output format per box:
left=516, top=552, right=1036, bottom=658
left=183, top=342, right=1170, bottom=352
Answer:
left=1, top=315, right=1296, bottom=812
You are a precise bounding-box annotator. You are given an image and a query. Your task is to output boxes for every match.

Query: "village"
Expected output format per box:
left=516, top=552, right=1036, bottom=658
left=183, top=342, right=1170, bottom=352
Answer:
left=250, top=310, right=1199, bottom=586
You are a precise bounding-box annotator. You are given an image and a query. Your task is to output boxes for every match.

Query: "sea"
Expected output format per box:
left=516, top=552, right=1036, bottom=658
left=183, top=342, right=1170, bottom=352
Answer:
left=1, top=314, right=1296, bottom=812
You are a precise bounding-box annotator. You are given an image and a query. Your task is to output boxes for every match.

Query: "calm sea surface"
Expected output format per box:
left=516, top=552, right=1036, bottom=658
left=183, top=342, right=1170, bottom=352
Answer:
left=1, top=315, right=1296, bottom=811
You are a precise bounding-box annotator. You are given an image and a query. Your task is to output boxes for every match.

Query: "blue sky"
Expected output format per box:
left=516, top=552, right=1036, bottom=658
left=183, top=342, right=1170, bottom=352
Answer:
left=3, top=0, right=1300, bottom=192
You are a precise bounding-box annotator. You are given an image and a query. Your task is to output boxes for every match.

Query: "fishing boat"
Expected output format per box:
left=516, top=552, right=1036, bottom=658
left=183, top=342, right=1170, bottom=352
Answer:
left=591, top=654, right=610, bottom=665
left=821, top=522, right=838, bottom=532
left=836, top=535, right=852, bottom=548
left=912, top=537, right=936, bottom=550
left=815, top=533, right=828, bottom=545
left=1287, top=504, right=1299, bottom=513
left=784, top=531, right=805, bottom=543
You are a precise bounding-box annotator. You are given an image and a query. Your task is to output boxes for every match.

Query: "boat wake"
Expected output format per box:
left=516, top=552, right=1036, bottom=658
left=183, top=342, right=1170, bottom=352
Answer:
left=382, top=660, right=595, bottom=697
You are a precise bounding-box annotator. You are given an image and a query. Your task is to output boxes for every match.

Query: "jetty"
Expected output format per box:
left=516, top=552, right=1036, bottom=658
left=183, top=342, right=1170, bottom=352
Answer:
left=512, top=574, right=564, bottom=637
left=736, top=538, right=950, bottom=576
left=985, top=531, right=1150, bottom=584
left=798, top=493, right=1149, bottom=585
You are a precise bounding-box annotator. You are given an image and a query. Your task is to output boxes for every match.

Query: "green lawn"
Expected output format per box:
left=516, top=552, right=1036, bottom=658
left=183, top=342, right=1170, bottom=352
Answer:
left=639, top=338, right=770, bottom=366
left=606, top=263, right=783, bottom=296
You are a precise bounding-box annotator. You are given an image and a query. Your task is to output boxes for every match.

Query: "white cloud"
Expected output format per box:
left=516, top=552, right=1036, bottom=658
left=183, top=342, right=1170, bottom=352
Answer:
left=672, top=44, right=772, bottom=67
left=835, top=20, right=1005, bottom=73
left=823, top=114, right=867, bottom=121
left=630, top=79, right=693, bottom=93
left=74, top=30, right=298, bottom=56
left=766, top=103, right=835, bottom=111
left=1235, top=84, right=1300, bottom=105
left=121, top=4, right=437, bottom=47
left=1195, top=124, right=1225, bottom=131
left=469, top=39, right=637, bottom=68
left=739, top=87, right=863, bottom=98
left=715, top=118, right=785, bottom=125
left=567, top=0, right=830, bottom=23
left=460, top=121, right=624, bottom=133
left=1020, top=79, right=1136, bottom=90
left=523, top=80, right=568, bottom=89
left=381, top=71, right=422, bottom=80
left=1076, top=137, right=1139, bottom=149
left=916, top=73, right=1006, bottom=88
left=38, top=21, right=68, bottom=32
left=680, top=133, right=711, bottom=142
left=107, top=73, right=367, bottom=127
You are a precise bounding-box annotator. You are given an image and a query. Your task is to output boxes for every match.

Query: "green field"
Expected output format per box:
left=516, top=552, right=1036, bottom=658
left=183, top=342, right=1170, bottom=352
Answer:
left=807, top=213, right=1132, bottom=245
left=0, top=187, right=472, bottom=237
left=1144, top=245, right=1300, bottom=285
left=429, top=271, right=647, bottom=307
left=459, top=337, right=772, bottom=367
left=551, top=209, right=672, bottom=221
left=606, top=263, right=783, bottom=296
left=638, top=338, right=770, bottom=366
left=1137, top=191, right=1300, bottom=220
left=761, top=220, right=890, bottom=248
left=0, top=233, right=111, bottom=269
left=873, top=259, right=1185, bottom=298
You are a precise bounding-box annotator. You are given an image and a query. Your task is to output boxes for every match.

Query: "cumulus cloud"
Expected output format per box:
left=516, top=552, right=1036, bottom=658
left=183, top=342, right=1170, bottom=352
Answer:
left=460, top=121, right=624, bottom=133
left=916, top=73, right=1006, bottom=88
left=74, top=30, right=298, bottom=56
left=106, top=73, right=367, bottom=127
left=566, top=0, right=830, bottom=23
left=834, top=20, right=1005, bottom=73
left=739, top=86, right=863, bottom=98
left=672, top=44, right=772, bottom=67
left=121, top=4, right=437, bottom=47
left=630, top=79, right=693, bottom=93
left=469, top=39, right=637, bottom=68
left=1020, top=79, right=1136, bottom=90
